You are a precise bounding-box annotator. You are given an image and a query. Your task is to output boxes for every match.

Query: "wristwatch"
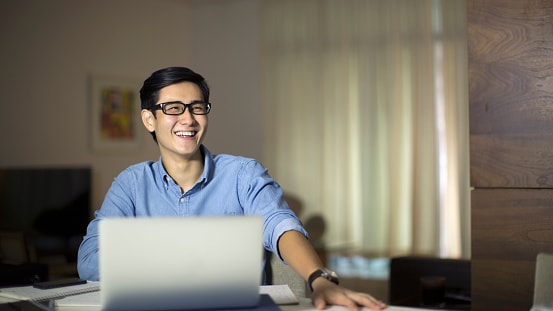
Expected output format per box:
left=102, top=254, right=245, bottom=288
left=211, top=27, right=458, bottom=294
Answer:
left=308, top=268, right=339, bottom=291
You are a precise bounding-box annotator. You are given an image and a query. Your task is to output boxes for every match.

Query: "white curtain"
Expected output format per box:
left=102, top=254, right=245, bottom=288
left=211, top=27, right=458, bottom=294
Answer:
left=261, top=0, right=470, bottom=258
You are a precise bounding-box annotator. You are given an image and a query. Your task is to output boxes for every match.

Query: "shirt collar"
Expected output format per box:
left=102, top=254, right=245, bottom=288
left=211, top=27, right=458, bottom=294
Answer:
left=155, top=145, right=215, bottom=190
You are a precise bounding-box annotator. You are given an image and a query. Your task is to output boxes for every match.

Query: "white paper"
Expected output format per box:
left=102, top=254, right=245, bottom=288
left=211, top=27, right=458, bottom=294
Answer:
left=0, top=281, right=99, bottom=301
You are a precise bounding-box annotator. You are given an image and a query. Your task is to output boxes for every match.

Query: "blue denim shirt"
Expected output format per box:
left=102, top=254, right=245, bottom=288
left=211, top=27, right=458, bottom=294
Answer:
left=77, top=145, right=307, bottom=281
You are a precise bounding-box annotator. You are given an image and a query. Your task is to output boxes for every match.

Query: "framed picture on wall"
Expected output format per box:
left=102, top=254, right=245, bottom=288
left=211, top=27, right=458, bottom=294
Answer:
left=90, top=75, right=141, bottom=152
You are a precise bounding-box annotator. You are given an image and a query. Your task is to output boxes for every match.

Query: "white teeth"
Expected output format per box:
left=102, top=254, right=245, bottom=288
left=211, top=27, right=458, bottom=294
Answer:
left=175, top=131, right=195, bottom=137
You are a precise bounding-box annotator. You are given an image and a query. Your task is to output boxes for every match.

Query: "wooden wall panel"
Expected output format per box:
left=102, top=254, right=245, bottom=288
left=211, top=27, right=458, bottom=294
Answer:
left=472, top=189, right=553, bottom=311
left=471, top=134, right=553, bottom=188
left=468, top=0, right=553, bottom=188
left=468, top=1, right=553, bottom=310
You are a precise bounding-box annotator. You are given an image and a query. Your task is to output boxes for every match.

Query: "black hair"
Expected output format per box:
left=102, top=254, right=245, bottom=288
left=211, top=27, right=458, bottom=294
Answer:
left=140, top=67, right=210, bottom=142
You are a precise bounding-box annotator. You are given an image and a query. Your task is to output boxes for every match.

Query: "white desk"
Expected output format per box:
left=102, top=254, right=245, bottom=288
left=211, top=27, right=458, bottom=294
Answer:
left=0, top=297, right=452, bottom=311
left=0, top=285, right=441, bottom=311
left=284, top=298, right=440, bottom=311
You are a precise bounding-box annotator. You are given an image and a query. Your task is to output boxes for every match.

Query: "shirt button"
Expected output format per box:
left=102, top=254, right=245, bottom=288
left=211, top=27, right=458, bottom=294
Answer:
left=180, top=198, right=185, bottom=203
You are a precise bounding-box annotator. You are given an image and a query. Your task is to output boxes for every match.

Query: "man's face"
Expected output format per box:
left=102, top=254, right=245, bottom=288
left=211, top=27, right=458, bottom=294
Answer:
left=141, top=82, right=208, bottom=161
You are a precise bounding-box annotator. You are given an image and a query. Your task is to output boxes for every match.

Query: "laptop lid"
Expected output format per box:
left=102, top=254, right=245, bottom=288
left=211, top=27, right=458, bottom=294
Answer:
left=530, top=252, right=553, bottom=311
left=99, top=216, right=264, bottom=310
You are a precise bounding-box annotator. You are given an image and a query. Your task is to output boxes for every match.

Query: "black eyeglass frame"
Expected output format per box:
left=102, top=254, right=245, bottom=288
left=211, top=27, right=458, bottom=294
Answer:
left=150, top=100, right=211, bottom=115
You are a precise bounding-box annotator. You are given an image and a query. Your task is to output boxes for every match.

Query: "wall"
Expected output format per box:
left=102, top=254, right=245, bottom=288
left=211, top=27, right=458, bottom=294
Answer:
left=0, top=0, right=262, bottom=214
left=468, top=0, right=553, bottom=310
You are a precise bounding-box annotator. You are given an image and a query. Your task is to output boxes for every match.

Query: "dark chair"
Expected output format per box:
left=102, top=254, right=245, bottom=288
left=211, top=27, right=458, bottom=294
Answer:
left=0, top=231, right=49, bottom=286
left=264, top=250, right=306, bottom=298
left=389, top=256, right=471, bottom=310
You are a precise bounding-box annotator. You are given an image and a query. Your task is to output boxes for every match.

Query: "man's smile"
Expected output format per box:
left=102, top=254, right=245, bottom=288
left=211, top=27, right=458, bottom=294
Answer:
left=175, top=131, right=197, bottom=137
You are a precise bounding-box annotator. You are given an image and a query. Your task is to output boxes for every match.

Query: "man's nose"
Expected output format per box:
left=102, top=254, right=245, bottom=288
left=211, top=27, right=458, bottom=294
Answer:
left=177, top=109, right=195, bottom=122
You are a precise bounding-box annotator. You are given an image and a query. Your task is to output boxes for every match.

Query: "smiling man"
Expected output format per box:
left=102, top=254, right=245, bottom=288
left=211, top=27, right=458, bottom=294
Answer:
left=77, top=67, right=386, bottom=311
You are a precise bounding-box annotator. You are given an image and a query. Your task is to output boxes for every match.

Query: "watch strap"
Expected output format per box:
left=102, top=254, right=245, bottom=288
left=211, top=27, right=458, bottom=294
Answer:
left=308, top=268, right=339, bottom=291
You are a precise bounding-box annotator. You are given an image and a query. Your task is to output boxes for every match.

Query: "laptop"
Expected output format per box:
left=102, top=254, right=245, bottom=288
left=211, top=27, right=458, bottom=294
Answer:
left=530, top=253, right=553, bottom=311
left=99, top=216, right=265, bottom=310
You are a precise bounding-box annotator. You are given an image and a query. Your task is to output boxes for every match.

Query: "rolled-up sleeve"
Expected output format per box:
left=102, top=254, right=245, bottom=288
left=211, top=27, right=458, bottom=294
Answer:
left=237, top=159, right=308, bottom=260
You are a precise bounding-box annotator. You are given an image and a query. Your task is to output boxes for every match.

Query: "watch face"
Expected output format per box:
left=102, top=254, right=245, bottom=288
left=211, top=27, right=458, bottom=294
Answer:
left=322, top=268, right=339, bottom=282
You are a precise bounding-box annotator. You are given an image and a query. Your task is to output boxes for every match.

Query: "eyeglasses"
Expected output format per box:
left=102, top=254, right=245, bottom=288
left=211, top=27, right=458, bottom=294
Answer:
left=151, top=101, right=211, bottom=115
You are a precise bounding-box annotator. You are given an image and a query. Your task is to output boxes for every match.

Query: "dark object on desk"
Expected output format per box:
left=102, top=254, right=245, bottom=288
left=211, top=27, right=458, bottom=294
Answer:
left=420, top=275, right=446, bottom=307
left=32, top=277, right=86, bottom=289
left=389, top=256, right=471, bottom=310
left=0, top=263, right=48, bottom=287
left=0, top=300, right=49, bottom=311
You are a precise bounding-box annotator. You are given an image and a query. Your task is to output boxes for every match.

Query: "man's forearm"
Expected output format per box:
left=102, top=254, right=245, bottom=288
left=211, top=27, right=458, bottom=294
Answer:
left=277, top=230, right=324, bottom=281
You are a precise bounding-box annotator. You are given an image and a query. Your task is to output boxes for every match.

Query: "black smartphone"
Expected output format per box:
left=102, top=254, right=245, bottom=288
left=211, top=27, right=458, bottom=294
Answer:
left=32, top=278, right=87, bottom=289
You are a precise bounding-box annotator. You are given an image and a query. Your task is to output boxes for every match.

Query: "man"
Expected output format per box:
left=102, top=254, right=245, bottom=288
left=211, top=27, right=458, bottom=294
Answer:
left=77, top=67, right=386, bottom=311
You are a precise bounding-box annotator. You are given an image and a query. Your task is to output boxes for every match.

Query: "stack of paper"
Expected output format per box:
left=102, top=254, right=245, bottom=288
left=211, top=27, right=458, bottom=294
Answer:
left=0, top=281, right=99, bottom=302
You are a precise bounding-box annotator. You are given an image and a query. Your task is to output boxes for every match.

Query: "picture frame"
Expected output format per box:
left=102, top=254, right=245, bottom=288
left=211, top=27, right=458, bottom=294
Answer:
left=90, top=75, right=141, bottom=152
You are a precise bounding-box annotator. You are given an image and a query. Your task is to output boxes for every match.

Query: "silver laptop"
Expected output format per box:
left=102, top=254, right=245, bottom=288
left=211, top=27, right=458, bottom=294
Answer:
left=99, top=216, right=264, bottom=310
left=530, top=253, right=553, bottom=311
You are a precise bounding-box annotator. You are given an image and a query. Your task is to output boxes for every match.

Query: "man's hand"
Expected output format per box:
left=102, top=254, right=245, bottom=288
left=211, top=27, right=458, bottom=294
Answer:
left=311, top=278, right=387, bottom=311
left=276, top=231, right=387, bottom=310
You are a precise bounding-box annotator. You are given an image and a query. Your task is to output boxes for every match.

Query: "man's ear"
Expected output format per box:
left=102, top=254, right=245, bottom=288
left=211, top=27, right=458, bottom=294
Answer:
left=141, top=109, right=155, bottom=132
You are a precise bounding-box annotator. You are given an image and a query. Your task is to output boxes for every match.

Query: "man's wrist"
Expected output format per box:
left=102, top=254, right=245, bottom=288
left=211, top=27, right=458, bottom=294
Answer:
left=307, top=268, right=339, bottom=291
